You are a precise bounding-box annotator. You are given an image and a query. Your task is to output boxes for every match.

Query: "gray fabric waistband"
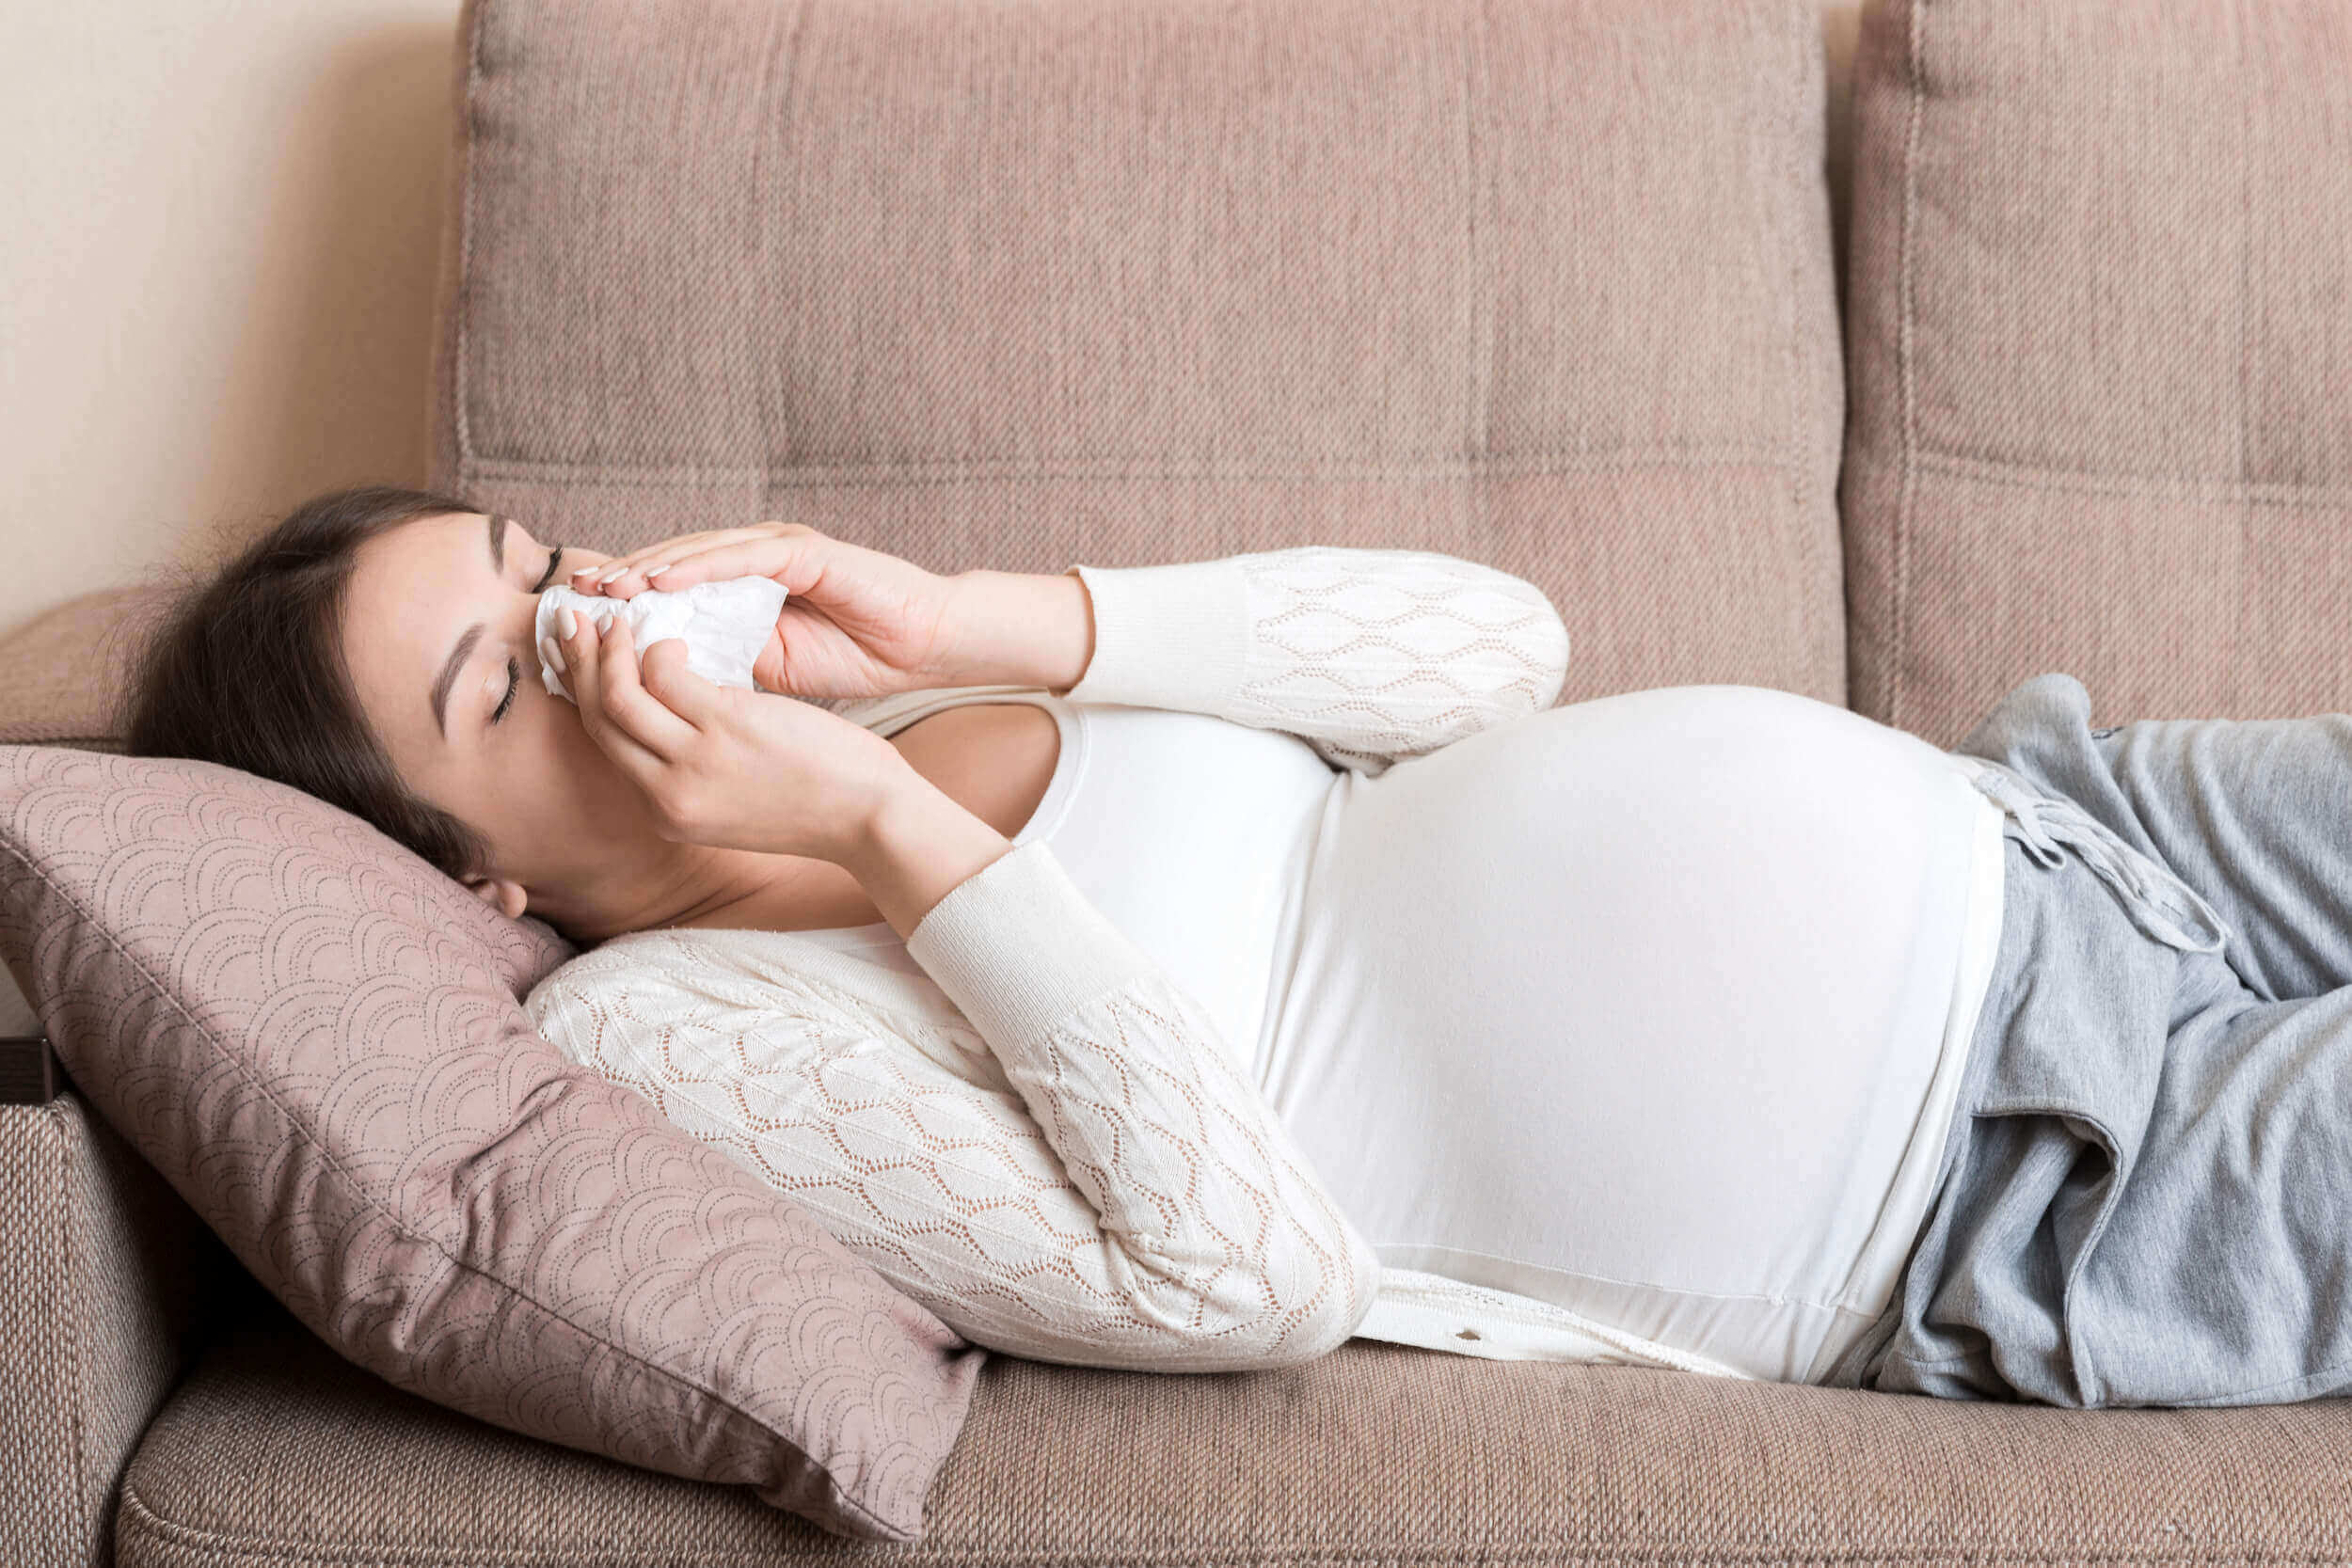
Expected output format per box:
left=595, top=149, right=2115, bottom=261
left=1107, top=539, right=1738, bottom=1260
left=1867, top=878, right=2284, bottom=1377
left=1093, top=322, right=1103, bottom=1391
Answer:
left=1956, top=754, right=2232, bottom=958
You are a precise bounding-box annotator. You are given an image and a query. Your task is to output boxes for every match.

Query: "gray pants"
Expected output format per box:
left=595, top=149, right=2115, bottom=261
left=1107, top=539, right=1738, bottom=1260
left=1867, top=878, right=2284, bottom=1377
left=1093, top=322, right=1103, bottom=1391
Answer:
left=1821, top=671, right=2352, bottom=1409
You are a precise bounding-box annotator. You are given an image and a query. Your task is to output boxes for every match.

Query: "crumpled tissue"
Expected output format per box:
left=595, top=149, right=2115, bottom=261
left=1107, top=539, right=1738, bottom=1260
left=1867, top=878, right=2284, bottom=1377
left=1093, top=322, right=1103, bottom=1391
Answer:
left=534, top=577, right=789, bottom=705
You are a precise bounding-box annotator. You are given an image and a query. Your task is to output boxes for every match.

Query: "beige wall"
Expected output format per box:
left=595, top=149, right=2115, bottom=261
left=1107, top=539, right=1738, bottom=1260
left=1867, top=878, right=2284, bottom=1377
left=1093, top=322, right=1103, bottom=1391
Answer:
left=0, top=0, right=1860, bottom=1039
left=3, top=0, right=469, bottom=1034
left=4, top=0, right=468, bottom=643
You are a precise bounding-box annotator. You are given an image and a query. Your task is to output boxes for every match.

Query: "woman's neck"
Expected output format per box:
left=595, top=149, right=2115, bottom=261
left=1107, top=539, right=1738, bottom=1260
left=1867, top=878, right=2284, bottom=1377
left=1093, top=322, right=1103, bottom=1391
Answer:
left=650, top=851, right=884, bottom=934
left=540, top=841, right=866, bottom=946
left=535, top=697, right=1057, bottom=943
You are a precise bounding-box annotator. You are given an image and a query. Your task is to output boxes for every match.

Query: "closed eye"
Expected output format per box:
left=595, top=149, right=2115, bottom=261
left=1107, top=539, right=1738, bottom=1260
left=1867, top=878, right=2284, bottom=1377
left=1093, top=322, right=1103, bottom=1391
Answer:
left=490, top=545, right=564, bottom=726
left=491, top=656, right=520, bottom=723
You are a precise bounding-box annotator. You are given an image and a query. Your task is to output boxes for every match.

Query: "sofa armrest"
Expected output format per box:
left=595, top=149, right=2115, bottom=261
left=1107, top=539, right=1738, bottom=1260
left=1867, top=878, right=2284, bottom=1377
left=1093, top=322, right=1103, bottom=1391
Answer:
left=0, top=584, right=175, bottom=752
left=0, top=1042, right=236, bottom=1568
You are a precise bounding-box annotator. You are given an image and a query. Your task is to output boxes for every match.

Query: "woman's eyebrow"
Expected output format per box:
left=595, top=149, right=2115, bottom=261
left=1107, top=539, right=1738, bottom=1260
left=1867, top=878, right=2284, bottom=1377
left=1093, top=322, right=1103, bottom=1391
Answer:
left=427, top=516, right=510, bottom=738
left=430, top=624, right=485, bottom=738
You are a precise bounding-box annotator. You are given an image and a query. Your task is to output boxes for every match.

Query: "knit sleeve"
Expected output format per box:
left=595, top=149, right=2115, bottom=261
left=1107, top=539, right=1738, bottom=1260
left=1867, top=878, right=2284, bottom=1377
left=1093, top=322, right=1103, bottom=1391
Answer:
left=524, top=839, right=1383, bottom=1373
left=1057, top=546, right=1571, bottom=777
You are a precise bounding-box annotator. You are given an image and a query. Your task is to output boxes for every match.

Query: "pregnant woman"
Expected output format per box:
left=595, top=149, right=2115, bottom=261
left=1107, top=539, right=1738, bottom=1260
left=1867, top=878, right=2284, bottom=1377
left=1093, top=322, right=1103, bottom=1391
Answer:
left=124, top=484, right=2352, bottom=1412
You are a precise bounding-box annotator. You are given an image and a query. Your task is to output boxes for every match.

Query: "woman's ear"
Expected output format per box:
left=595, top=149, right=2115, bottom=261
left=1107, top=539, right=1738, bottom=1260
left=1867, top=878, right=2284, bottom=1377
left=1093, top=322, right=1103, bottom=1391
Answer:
left=465, top=875, right=529, bottom=921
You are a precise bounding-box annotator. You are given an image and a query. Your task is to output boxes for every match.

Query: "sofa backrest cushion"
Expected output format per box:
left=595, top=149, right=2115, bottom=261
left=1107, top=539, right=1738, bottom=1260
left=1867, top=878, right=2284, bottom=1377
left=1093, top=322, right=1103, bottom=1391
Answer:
left=427, top=0, right=1851, bottom=708
left=1841, top=0, right=2352, bottom=743
left=0, top=745, right=985, bottom=1543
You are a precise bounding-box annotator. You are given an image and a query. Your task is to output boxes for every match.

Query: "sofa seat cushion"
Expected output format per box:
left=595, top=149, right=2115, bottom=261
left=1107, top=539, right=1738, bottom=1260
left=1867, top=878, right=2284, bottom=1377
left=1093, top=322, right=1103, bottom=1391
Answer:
left=119, top=1288, right=2352, bottom=1567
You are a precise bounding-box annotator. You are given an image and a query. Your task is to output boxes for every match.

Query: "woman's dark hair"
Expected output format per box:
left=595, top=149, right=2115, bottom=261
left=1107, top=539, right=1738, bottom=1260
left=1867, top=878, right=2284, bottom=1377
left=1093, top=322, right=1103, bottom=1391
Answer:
left=124, top=483, right=496, bottom=882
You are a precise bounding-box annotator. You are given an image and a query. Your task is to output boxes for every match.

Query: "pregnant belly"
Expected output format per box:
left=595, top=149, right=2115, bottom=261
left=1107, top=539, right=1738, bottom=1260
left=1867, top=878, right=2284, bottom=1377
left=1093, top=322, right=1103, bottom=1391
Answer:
left=1271, top=684, right=1982, bottom=1364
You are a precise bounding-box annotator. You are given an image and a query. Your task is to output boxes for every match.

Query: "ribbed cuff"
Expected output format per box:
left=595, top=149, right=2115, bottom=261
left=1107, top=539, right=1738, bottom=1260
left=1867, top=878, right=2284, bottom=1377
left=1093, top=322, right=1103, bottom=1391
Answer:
left=1058, top=557, right=1250, bottom=710
left=903, top=839, right=1155, bottom=1052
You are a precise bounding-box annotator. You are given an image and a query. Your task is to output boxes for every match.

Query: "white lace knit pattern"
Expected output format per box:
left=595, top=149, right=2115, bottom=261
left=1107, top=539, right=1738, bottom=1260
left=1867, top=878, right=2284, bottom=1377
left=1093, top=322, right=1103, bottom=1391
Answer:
left=526, top=546, right=1572, bottom=1371
left=1229, top=546, right=1573, bottom=776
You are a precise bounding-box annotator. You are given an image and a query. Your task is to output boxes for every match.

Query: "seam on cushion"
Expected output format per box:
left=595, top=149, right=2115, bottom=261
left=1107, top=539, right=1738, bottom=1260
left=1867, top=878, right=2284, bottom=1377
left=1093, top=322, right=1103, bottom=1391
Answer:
left=1891, top=0, right=1926, bottom=736
left=1903, top=448, right=2352, bottom=508
left=1781, top=1, right=1820, bottom=700
left=128, top=1477, right=2344, bottom=1568
left=749, top=0, right=807, bottom=512
left=457, top=443, right=1804, bottom=485
left=453, top=0, right=482, bottom=476
left=120, top=1481, right=916, bottom=1565
left=1464, top=0, right=1491, bottom=552
left=0, top=838, right=904, bottom=1542
left=51, top=1098, right=91, bottom=1548
left=2233, top=0, right=2253, bottom=711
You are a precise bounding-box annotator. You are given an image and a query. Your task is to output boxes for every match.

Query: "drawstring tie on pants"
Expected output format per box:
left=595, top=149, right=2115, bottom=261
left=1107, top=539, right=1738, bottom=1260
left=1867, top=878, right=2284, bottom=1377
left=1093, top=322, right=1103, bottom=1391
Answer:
left=1960, top=758, right=2233, bottom=958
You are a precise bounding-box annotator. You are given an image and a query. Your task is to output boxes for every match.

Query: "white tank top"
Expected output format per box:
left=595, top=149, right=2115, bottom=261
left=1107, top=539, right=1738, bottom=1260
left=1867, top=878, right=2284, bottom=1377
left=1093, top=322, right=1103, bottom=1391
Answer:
left=784, top=696, right=1338, bottom=1072
left=788, top=687, right=2005, bottom=1384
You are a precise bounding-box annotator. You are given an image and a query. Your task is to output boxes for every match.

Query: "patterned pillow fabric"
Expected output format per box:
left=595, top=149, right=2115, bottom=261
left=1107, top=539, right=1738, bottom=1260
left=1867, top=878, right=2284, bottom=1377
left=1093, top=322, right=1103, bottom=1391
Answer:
left=0, top=745, right=985, bottom=1544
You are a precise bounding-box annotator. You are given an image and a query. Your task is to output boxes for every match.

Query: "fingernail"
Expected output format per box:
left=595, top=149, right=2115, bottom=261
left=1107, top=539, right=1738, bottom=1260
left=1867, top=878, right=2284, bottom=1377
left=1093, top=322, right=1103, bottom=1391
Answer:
left=558, top=607, right=577, bottom=639
left=644, top=562, right=672, bottom=578
left=596, top=564, right=626, bottom=584
left=542, top=635, right=565, bottom=675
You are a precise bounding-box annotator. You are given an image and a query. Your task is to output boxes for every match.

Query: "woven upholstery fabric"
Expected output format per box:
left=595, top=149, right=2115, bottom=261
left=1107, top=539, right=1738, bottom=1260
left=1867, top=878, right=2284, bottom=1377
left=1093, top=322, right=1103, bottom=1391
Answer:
left=1842, top=0, right=2352, bottom=745
left=0, top=746, right=987, bottom=1543
left=0, top=585, right=174, bottom=751
left=119, top=1291, right=2352, bottom=1568
left=426, top=0, right=1849, bottom=708
left=0, top=1093, right=229, bottom=1568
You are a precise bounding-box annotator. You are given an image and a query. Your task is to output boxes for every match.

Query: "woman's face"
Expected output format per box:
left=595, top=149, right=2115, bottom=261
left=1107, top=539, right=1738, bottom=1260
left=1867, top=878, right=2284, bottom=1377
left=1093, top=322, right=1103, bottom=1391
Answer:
left=339, top=510, right=659, bottom=926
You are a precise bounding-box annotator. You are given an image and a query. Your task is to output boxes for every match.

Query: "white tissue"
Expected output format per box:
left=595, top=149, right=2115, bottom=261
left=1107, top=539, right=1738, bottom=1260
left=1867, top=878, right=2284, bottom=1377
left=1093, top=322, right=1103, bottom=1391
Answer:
left=535, top=577, right=790, bottom=705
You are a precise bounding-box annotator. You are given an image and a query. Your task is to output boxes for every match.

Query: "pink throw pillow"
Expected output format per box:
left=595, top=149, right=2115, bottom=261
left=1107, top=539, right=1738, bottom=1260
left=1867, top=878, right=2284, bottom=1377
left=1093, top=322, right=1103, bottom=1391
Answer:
left=0, top=744, right=985, bottom=1543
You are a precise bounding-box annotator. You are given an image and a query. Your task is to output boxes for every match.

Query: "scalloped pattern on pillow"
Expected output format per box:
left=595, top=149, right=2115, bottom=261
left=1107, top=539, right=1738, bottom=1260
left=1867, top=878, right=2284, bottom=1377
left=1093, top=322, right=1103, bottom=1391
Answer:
left=0, top=745, right=985, bottom=1544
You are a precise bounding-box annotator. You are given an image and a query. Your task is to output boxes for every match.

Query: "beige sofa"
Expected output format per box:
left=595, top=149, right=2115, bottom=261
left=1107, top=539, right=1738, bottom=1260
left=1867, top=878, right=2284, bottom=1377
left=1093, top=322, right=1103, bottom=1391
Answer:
left=11, top=0, right=2352, bottom=1560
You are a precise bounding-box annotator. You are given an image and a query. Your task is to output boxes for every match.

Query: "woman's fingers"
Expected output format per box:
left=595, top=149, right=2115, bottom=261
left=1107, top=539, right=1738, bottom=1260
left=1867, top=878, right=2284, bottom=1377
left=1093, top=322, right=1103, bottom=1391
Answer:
left=573, top=525, right=801, bottom=598
left=564, top=609, right=698, bottom=765
left=612, top=531, right=820, bottom=597
left=570, top=528, right=747, bottom=583
left=583, top=614, right=703, bottom=756
left=633, top=635, right=733, bottom=728
left=559, top=613, right=668, bottom=788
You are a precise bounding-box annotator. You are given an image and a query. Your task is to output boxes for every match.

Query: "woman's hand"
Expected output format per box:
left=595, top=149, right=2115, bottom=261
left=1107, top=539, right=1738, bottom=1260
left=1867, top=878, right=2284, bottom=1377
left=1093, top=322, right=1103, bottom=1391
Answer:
left=573, top=521, right=974, bottom=702
left=554, top=600, right=920, bottom=864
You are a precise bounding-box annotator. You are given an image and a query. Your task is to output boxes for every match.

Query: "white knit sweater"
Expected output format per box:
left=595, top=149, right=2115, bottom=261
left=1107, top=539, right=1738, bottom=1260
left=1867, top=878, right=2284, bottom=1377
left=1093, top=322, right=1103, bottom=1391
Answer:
left=527, top=546, right=1756, bottom=1378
